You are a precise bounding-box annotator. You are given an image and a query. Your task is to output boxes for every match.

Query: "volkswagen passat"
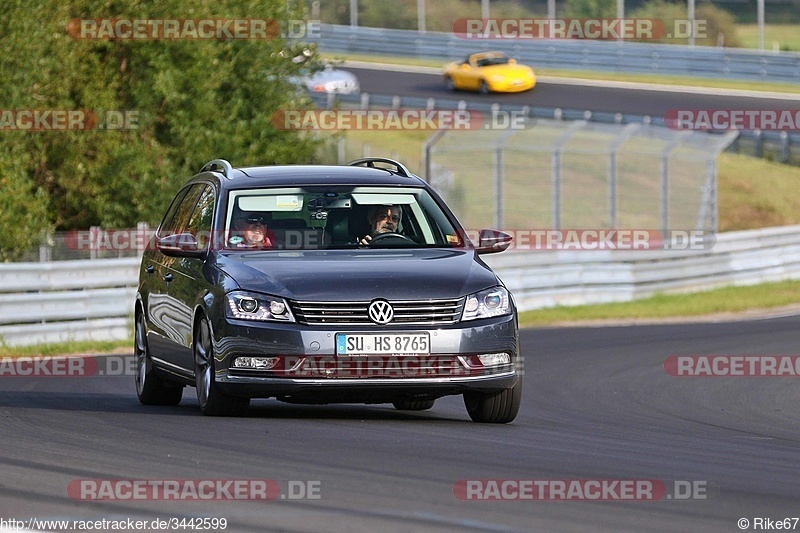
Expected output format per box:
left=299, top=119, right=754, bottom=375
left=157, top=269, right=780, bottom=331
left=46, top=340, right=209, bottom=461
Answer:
left=135, top=157, right=521, bottom=422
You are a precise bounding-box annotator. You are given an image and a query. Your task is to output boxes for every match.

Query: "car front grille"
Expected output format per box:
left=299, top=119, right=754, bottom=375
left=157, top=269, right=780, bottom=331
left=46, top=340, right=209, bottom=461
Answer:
left=290, top=298, right=465, bottom=326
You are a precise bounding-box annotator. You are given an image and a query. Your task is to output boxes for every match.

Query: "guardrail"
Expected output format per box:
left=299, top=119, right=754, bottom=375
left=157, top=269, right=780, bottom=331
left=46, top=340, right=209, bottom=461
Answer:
left=0, top=258, right=138, bottom=347
left=311, top=24, right=800, bottom=84
left=483, top=225, right=800, bottom=310
left=2, top=226, right=800, bottom=347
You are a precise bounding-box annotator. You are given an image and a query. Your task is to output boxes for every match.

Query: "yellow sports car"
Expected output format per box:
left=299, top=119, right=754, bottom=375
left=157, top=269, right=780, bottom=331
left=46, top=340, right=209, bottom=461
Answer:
left=444, top=52, right=535, bottom=94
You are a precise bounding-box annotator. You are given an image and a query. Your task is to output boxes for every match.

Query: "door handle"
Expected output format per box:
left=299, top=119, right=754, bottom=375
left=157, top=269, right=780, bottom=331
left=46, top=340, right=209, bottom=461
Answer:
left=145, top=265, right=155, bottom=274
left=163, top=273, right=173, bottom=283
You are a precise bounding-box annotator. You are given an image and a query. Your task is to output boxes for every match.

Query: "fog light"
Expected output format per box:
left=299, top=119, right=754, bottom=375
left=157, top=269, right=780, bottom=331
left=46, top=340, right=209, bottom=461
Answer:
left=477, top=353, right=511, bottom=367
left=233, top=357, right=279, bottom=370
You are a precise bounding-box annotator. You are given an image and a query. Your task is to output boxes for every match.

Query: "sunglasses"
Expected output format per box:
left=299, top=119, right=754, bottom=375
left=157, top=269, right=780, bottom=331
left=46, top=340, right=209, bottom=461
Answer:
left=238, top=214, right=268, bottom=225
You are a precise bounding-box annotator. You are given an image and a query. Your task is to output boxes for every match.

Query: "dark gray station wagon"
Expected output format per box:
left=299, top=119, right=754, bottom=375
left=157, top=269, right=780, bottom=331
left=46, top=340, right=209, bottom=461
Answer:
left=135, top=158, right=521, bottom=422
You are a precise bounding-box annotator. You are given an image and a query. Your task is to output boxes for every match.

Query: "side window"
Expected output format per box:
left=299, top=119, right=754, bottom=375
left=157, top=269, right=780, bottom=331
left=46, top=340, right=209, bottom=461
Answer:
left=185, top=185, right=215, bottom=249
left=158, top=184, right=204, bottom=238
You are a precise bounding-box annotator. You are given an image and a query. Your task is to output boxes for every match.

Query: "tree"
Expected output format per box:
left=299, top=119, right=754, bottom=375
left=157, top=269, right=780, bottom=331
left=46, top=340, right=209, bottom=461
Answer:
left=0, top=0, right=325, bottom=259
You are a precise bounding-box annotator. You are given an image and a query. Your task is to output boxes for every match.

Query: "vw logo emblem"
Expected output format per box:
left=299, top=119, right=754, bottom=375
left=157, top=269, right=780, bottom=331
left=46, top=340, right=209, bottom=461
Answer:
left=368, top=300, right=394, bottom=325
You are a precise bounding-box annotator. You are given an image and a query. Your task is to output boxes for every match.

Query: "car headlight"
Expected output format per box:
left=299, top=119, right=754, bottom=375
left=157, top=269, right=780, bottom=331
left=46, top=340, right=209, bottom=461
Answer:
left=226, top=291, right=294, bottom=322
left=461, top=286, right=511, bottom=321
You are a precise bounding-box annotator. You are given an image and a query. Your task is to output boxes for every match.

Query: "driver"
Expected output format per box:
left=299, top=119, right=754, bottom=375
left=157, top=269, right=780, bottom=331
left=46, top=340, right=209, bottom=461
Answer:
left=359, top=205, right=402, bottom=245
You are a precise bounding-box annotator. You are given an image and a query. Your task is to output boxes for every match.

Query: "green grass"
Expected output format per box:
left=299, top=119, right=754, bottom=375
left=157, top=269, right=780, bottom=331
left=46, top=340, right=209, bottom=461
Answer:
left=0, top=339, right=132, bottom=357
left=737, top=24, right=800, bottom=51
left=326, top=52, right=800, bottom=94
left=519, top=279, right=800, bottom=327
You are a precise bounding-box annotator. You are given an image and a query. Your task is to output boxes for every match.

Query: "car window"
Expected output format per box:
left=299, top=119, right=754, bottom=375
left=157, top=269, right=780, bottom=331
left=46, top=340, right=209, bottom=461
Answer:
left=158, top=184, right=204, bottom=238
left=185, top=185, right=215, bottom=249
left=476, top=56, right=510, bottom=67
left=223, top=186, right=464, bottom=250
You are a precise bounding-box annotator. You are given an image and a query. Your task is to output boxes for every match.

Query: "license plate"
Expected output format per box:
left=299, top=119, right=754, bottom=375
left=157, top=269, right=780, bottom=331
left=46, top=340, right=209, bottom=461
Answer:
left=336, top=333, right=430, bottom=356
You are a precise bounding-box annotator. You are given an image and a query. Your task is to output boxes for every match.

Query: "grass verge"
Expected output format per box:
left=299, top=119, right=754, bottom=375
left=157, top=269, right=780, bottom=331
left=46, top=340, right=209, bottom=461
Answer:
left=0, top=339, right=132, bottom=358
left=519, top=279, right=800, bottom=327
left=737, top=24, right=800, bottom=52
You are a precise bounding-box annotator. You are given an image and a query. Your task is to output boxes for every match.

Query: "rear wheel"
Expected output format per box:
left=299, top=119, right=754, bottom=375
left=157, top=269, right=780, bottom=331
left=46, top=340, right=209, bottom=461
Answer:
left=463, top=379, right=521, bottom=423
left=478, top=80, right=490, bottom=94
left=444, top=76, right=455, bottom=91
left=392, top=399, right=435, bottom=411
left=135, top=311, right=183, bottom=406
left=194, top=317, right=249, bottom=417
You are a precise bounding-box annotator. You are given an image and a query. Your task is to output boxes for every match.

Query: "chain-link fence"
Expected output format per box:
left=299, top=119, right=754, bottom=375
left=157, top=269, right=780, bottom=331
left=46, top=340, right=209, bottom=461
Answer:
left=424, top=119, right=738, bottom=233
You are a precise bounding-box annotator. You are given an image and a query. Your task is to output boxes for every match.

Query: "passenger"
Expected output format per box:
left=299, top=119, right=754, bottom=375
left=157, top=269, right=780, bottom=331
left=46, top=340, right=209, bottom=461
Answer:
left=230, top=213, right=273, bottom=248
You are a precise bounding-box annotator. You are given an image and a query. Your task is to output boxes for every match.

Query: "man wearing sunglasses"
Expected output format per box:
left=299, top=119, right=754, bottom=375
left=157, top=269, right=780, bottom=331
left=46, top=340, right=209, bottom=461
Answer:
left=230, top=213, right=273, bottom=249
left=359, top=205, right=403, bottom=245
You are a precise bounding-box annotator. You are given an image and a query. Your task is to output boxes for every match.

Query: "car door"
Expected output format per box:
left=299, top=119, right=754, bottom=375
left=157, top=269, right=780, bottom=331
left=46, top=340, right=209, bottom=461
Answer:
left=147, top=183, right=205, bottom=370
left=160, top=183, right=216, bottom=374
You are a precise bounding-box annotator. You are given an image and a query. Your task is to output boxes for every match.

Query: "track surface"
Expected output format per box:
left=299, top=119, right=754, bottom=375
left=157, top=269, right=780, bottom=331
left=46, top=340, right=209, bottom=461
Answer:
left=348, top=66, right=800, bottom=116
left=1, top=318, right=799, bottom=532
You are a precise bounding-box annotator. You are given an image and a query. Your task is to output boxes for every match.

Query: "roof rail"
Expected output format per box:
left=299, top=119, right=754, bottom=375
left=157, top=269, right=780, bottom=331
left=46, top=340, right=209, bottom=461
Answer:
left=200, top=159, right=234, bottom=179
left=346, top=157, right=411, bottom=178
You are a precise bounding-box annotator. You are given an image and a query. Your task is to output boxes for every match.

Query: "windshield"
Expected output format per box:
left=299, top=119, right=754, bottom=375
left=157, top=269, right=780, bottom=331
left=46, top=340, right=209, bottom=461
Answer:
left=476, top=55, right=510, bottom=67
left=224, top=186, right=465, bottom=250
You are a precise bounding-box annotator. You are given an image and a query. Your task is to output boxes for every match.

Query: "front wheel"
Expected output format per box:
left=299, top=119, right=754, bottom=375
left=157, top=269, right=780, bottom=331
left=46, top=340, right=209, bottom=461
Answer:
left=463, top=379, right=521, bottom=423
left=135, top=311, right=183, bottom=406
left=444, top=76, right=455, bottom=91
left=194, top=317, right=249, bottom=417
left=478, top=80, right=490, bottom=95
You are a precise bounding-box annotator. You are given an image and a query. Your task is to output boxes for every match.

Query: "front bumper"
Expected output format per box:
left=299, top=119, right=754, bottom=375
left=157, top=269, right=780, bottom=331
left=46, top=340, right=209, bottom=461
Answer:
left=210, top=313, right=520, bottom=402
left=489, top=77, right=536, bottom=93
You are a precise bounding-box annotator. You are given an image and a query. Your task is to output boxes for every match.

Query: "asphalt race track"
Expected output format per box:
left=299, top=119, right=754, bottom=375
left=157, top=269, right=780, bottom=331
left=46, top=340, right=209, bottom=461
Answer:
left=1, top=318, right=799, bottom=532
left=347, top=66, right=800, bottom=116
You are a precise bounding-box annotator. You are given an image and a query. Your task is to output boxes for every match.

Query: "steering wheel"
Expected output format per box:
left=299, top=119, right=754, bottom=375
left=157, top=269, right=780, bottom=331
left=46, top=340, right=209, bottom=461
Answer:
left=369, top=232, right=415, bottom=245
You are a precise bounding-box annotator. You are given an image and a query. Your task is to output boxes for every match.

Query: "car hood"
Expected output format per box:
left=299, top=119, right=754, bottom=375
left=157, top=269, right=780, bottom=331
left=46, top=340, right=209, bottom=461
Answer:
left=482, top=64, right=533, bottom=77
left=215, top=249, right=500, bottom=301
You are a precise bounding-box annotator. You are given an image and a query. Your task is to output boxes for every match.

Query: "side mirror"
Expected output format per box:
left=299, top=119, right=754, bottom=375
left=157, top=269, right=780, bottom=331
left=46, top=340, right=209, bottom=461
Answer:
left=476, top=229, right=513, bottom=255
left=157, top=233, right=206, bottom=259
left=508, top=58, right=517, bottom=65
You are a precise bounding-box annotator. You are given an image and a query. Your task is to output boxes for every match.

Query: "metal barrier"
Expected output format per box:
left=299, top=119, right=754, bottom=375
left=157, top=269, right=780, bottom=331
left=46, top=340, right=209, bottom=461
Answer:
left=483, top=224, right=800, bottom=310
left=0, top=258, right=139, bottom=347
left=2, top=226, right=800, bottom=346
left=310, top=24, right=800, bottom=84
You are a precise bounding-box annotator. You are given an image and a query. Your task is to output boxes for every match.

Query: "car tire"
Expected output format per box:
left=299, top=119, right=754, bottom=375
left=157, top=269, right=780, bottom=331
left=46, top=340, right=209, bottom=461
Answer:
left=479, top=80, right=490, bottom=95
left=463, top=379, right=521, bottom=423
left=392, top=399, right=435, bottom=411
left=135, top=311, right=183, bottom=406
left=194, top=316, right=249, bottom=417
left=444, top=76, right=455, bottom=91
